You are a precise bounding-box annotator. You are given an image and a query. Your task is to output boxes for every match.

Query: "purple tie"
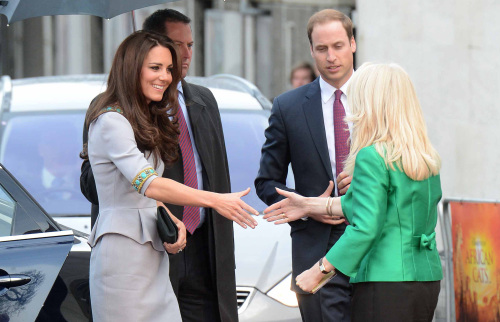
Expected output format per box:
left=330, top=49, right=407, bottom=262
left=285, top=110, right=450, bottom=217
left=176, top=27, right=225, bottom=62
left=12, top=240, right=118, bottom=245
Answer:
left=176, top=107, right=200, bottom=234
left=334, top=90, right=350, bottom=196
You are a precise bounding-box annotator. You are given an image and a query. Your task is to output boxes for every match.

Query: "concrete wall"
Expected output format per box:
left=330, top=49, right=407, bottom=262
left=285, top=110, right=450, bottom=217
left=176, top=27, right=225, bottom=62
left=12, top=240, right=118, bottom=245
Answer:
left=355, top=0, right=500, bottom=201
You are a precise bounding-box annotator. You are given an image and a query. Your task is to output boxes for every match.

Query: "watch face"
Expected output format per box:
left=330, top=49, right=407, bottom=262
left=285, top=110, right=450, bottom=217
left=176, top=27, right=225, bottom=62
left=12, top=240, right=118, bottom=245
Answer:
left=319, top=258, right=328, bottom=274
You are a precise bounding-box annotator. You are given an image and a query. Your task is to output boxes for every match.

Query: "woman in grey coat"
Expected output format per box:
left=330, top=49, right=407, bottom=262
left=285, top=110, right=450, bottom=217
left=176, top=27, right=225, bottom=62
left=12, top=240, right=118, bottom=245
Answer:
left=81, top=31, right=258, bottom=322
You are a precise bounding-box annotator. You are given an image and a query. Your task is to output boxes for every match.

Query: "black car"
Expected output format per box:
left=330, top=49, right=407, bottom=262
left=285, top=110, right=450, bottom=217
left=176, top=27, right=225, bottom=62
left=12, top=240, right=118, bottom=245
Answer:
left=0, top=164, right=91, bottom=321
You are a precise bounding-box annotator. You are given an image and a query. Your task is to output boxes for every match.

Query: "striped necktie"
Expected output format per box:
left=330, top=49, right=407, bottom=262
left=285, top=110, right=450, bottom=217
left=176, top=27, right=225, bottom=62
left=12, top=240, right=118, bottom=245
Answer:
left=176, top=106, right=200, bottom=234
left=333, top=90, right=350, bottom=196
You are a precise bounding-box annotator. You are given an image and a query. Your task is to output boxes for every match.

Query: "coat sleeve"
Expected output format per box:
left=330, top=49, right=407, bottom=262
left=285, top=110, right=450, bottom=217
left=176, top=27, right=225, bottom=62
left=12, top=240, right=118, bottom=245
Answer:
left=325, top=146, right=389, bottom=277
left=80, top=159, right=98, bottom=204
left=254, top=96, right=295, bottom=206
left=199, top=86, right=231, bottom=191
left=80, top=95, right=100, bottom=205
left=88, top=112, right=159, bottom=195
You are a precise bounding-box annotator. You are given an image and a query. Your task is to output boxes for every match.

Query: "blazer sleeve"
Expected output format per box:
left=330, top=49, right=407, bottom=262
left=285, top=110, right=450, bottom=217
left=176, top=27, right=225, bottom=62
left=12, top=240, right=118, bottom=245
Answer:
left=339, top=186, right=353, bottom=223
left=325, top=146, right=389, bottom=277
left=88, top=112, right=159, bottom=195
left=255, top=97, right=295, bottom=206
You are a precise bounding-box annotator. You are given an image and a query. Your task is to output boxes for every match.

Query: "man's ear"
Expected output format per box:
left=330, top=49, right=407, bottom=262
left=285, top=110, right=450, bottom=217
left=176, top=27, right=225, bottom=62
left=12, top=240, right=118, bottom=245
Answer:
left=350, top=37, right=357, bottom=53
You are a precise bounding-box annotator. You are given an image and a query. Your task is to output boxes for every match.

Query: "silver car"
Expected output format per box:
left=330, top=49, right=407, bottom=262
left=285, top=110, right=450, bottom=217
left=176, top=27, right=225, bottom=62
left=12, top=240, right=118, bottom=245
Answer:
left=0, top=74, right=301, bottom=321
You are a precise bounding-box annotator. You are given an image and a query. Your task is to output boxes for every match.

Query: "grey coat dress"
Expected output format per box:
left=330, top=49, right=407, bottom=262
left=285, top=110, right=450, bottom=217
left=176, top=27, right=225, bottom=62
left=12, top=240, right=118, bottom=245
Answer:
left=87, top=110, right=181, bottom=322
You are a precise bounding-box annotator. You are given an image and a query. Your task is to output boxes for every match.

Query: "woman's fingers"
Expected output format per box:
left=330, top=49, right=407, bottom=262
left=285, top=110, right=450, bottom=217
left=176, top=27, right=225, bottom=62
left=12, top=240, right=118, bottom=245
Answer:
left=214, top=191, right=260, bottom=228
left=223, top=206, right=258, bottom=229
left=275, top=187, right=295, bottom=198
left=239, top=199, right=259, bottom=216
left=164, top=243, right=178, bottom=254
left=236, top=187, right=251, bottom=197
left=234, top=202, right=258, bottom=228
left=163, top=236, right=187, bottom=254
left=265, top=212, right=282, bottom=221
left=233, top=212, right=251, bottom=229
left=263, top=210, right=292, bottom=224
left=263, top=200, right=286, bottom=215
left=242, top=211, right=258, bottom=227
left=295, top=274, right=310, bottom=293
left=263, top=207, right=283, bottom=219
left=273, top=218, right=290, bottom=225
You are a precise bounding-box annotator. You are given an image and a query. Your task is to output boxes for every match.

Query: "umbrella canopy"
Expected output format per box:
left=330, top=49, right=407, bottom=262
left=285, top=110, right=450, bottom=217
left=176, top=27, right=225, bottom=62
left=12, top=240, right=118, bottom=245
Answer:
left=0, top=0, right=180, bottom=24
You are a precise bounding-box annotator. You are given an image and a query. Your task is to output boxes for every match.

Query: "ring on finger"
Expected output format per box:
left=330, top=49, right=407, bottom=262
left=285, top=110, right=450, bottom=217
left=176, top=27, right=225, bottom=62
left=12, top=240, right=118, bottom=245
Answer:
left=281, top=213, right=287, bottom=219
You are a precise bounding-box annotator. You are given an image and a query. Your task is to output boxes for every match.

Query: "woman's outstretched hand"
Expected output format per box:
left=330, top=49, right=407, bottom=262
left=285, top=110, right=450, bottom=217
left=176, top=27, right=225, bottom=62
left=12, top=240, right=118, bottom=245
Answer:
left=263, top=188, right=310, bottom=224
left=213, top=188, right=259, bottom=229
left=263, top=181, right=345, bottom=225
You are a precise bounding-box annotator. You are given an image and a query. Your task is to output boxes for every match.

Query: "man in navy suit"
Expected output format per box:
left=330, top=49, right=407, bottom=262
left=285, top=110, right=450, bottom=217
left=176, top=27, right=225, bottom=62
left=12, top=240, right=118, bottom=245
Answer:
left=255, top=9, right=356, bottom=321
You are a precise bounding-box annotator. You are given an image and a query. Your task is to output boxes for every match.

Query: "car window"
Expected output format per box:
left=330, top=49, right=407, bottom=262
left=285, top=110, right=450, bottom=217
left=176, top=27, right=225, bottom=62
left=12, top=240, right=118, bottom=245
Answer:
left=220, top=110, right=295, bottom=212
left=0, top=183, right=16, bottom=237
left=0, top=112, right=89, bottom=217
left=0, top=103, right=294, bottom=224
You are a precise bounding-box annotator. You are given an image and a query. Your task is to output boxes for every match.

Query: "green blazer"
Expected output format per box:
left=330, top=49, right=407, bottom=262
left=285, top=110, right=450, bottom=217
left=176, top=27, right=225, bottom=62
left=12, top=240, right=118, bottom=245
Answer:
left=326, top=145, right=443, bottom=283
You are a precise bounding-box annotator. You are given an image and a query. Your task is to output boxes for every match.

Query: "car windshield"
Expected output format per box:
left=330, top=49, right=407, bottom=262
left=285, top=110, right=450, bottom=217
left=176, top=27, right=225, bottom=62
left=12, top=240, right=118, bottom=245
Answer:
left=0, top=112, right=89, bottom=216
left=220, top=110, right=270, bottom=212
left=0, top=109, right=289, bottom=217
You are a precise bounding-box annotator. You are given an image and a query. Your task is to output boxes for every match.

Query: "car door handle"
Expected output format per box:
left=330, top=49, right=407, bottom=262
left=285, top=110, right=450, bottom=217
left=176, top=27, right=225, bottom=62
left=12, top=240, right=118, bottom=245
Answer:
left=0, top=274, right=31, bottom=288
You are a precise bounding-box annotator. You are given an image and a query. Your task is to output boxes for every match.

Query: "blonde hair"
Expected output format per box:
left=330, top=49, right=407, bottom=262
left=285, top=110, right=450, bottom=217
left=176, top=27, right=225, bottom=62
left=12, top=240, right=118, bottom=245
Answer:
left=344, top=62, right=441, bottom=181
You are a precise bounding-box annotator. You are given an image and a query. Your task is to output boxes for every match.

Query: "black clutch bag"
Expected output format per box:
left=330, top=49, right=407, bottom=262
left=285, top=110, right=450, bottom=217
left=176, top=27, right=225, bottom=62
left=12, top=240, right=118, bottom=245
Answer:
left=157, top=206, right=178, bottom=244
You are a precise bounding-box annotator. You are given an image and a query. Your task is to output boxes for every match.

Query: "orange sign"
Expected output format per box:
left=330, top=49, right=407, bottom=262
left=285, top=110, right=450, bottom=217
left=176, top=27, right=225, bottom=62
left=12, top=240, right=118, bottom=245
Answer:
left=451, top=202, right=500, bottom=321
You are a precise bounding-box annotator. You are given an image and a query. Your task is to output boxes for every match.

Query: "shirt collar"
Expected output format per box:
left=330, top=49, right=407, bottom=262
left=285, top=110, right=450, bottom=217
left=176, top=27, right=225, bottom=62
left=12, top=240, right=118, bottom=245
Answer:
left=319, top=71, right=354, bottom=103
left=176, top=81, right=183, bottom=96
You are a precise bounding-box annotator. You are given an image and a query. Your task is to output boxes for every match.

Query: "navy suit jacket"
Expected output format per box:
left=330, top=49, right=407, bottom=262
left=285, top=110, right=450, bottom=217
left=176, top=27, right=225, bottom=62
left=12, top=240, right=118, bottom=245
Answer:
left=255, top=77, right=347, bottom=293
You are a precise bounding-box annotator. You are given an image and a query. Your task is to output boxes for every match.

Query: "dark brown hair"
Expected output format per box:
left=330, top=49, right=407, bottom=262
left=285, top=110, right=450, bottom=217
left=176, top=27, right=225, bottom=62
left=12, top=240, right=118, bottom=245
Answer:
left=307, top=9, right=353, bottom=46
left=290, top=61, right=316, bottom=84
left=81, top=30, right=182, bottom=167
left=142, top=9, right=191, bottom=34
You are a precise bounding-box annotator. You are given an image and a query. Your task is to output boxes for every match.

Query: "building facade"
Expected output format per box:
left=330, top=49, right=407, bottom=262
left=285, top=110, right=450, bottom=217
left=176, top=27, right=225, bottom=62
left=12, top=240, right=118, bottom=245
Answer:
left=1, top=0, right=499, bottom=202
left=0, top=0, right=354, bottom=98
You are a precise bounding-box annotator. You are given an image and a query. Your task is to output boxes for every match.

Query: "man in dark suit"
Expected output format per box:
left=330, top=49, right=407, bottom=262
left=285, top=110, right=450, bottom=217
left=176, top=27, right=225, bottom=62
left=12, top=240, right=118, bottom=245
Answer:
left=81, top=9, right=256, bottom=322
left=255, top=9, right=356, bottom=322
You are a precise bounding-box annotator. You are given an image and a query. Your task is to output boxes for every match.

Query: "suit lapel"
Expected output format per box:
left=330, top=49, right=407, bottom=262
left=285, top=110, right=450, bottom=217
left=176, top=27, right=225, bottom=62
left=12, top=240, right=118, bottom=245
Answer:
left=302, top=79, right=334, bottom=180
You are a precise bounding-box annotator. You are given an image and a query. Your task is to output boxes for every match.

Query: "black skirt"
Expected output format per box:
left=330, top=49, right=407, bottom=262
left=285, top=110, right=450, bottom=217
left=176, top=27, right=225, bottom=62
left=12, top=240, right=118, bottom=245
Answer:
left=351, top=281, right=441, bottom=322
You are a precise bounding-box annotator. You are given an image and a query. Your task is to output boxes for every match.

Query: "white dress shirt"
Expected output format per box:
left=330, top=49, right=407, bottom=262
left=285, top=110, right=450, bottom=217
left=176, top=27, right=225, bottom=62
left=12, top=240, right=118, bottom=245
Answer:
left=319, top=74, right=354, bottom=196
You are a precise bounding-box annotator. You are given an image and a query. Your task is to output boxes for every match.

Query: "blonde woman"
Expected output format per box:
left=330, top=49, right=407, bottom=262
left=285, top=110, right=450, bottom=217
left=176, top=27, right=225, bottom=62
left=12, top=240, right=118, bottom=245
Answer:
left=264, top=63, right=442, bottom=322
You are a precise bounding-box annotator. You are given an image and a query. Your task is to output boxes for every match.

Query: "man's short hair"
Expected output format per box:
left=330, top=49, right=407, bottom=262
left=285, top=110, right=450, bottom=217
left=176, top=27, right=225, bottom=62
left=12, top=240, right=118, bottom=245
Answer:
left=142, top=9, right=191, bottom=34
left=307, top=9, right=353, bottom=46
left=290, top=61, right=316, bottom=84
